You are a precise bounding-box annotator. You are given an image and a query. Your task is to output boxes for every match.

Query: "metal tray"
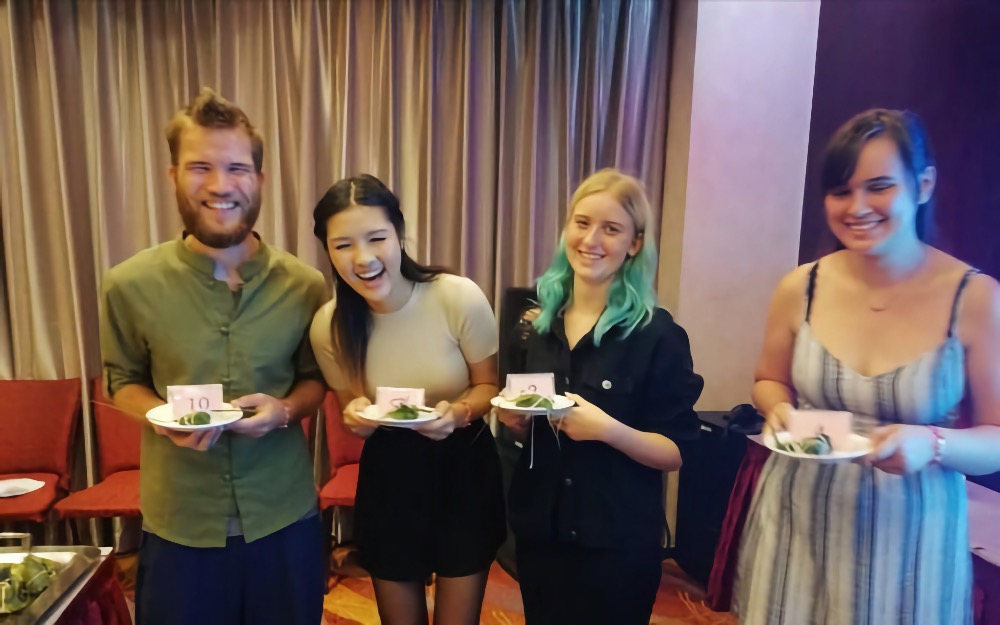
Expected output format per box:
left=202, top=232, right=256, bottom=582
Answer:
left=0, top=533, right=101, bottom=625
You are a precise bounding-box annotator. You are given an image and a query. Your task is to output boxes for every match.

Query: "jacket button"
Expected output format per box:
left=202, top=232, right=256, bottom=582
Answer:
left=569, top=530, right=577, bottom=540
left=602, top=380, right=612, bottom=389
left=564, top=478, right=573, bottom=486
left=563, top=376, right=570, bottom=385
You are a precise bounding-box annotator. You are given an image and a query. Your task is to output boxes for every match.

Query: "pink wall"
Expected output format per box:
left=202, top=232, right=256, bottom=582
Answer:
left=661, top=0, right=821, bottom=411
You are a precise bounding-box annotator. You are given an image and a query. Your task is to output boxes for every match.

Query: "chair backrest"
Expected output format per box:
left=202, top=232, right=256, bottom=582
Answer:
left=91, top=377, right=142, bottom=479
left=300, top=413, right=314, bottom=449
left=0, top=378, right=82, bottom=489
left=498, top=286, right=537, bottom=383
left=494, top=286, right=537, bottom=578
left=323, top=391, right=363, bottom=471
left=495, top=285, right=537, bottom=447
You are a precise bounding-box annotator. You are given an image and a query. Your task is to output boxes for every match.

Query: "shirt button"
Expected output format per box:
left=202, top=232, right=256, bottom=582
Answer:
left=602, top=380, right=612, bottom=390
left=569, top=530, right=577, bottom=540
left=222, top=474, right=231, bottom=482
left=564, top=478, right=573, bottom=486
left=220, top=326, right=230, bottom=335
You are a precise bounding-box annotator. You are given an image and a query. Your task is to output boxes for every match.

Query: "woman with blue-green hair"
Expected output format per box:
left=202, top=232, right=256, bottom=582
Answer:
left=498, top=168, right=704, bottom=625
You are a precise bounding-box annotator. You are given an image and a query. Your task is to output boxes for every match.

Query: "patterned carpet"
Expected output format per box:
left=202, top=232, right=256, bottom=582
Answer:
left=117, top=551, right=736, bottom=624
left=323, top=555, right=736, bottom=625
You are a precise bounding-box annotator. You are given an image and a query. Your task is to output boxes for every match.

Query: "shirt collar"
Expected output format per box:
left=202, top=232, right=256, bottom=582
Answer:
left=173, top=231, right=271, bottom=281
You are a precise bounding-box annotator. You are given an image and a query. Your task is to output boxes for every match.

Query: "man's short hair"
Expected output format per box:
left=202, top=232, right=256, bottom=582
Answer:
left=166, top=87, right=264, bottom=172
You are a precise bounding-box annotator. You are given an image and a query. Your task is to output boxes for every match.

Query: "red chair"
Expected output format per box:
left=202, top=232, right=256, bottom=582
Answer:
left=0, top=379, right=82, bottom=524
left=317, top=391, right=364, bottom=543
left=55, top=378, right=142, bottom=521
left=300, top=412, right=315, bottom=458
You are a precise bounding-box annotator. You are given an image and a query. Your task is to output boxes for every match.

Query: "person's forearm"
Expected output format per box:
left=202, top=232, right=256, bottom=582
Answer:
left=454, top=383, right=499, bottom=426
left=112, top=384, right=165, bottom=426
left=752, top=380, right=796, bottom=415
left=603, top=422, right=682, bottom=472
left=937, top=424, right=1000, bottom=475
left=281, top=379, right=327, bottom=424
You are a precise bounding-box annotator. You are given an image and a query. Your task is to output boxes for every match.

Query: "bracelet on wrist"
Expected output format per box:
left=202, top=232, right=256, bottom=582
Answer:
left=457, top=401, right=473, bottom=427
left=928, top=426, right=946, bottom=465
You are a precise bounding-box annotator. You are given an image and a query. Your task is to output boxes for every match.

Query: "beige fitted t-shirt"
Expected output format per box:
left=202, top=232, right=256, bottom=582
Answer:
left=310, top=273, right=498, bottom=404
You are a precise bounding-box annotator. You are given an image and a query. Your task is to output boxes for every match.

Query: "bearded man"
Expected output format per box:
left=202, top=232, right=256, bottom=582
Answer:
left=100, top=88, right=327, bottom=625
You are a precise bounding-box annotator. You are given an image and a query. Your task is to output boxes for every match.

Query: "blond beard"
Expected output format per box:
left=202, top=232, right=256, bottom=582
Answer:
left=177, top=190, right=261, bottom=249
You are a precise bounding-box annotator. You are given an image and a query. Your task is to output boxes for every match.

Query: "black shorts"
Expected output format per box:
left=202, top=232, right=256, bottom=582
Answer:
left=355, top=420, right=507, bottom=581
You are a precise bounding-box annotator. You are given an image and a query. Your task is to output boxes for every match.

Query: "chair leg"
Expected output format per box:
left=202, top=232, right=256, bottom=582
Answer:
left=44, top=517, right=56, bottom=546
left=116, top=516, right=142, bottom=554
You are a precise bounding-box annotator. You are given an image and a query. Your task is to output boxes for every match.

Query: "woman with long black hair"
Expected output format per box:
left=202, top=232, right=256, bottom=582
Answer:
left=309, top=175, right=506, bottom=625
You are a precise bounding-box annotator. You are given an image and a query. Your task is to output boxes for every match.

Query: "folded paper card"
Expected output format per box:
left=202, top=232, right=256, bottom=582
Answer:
left=786, top=409, right=853, bottom=450
left=166, top=384, right=223, bottom=420
left=504, top=373, right=556, bottom=399
left=375, top=387, right=426, bottom=414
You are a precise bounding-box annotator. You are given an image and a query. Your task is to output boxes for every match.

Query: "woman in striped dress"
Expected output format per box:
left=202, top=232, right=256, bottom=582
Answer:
left=734, top=109, right=1000, bottom=625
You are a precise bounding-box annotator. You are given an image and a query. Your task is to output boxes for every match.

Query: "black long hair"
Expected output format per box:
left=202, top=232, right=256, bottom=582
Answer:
left=312, top=174, right=447, bottom=390
left=821, top=108, right=937, bottom=244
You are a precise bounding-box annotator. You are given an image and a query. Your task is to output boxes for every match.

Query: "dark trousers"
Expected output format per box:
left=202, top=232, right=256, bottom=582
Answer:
left=136, top=515, right=325, bottom=625
left=516, top=540, right=662, bottom=625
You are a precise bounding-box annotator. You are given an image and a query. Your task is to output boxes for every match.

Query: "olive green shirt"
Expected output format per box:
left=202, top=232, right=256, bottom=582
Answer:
left=100, top=236, right=328, bottom=548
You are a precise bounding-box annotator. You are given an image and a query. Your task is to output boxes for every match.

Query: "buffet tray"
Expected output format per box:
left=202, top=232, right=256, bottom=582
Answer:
left=0, top=534, right=101, bottom=625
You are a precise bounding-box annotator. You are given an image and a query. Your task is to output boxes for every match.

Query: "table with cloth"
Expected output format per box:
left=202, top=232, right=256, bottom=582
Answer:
left=43, top=547, right=131, bottom=625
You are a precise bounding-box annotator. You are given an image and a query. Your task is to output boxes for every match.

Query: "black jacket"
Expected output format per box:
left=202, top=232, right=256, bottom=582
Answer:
left=507, top=307, right=704, bottom=549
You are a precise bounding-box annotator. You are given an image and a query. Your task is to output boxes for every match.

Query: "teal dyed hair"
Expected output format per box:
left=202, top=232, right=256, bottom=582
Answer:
left=533, top=168, right=659, bottom=345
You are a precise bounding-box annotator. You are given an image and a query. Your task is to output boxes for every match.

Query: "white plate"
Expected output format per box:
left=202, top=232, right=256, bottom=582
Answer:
left=0, top=478, right=45, bottom=498
left=146, top=402, right=243, bottom=431
left=490, top=394, right=575, bottom=414
left=359, top=404, right=439, bottom=427
left=763, top=431, right=872, bottom=462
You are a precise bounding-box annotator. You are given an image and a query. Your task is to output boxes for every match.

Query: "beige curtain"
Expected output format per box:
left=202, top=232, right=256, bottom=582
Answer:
left=0, top=208, right=11, bottom=381
left=0, top=0, right=672, bottom=384
left=497, top=0, right=672, bottom=291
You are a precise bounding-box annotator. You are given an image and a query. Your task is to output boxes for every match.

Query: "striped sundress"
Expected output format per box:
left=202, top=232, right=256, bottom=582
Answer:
left=733, top=263, right=977, bottom=625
